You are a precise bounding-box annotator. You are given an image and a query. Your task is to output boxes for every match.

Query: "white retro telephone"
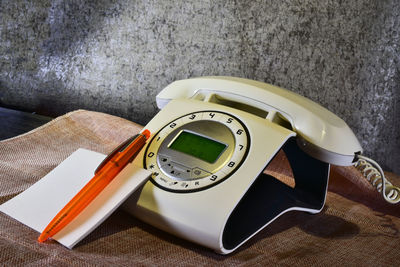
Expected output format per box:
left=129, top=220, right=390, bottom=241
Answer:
left=123, top=76, right=399, bottom=254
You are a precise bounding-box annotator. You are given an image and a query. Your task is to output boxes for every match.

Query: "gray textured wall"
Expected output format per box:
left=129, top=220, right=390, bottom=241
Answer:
left=1, top=0, right=399, bottom=173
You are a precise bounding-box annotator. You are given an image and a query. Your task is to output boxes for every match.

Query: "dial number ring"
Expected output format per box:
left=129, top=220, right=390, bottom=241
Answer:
left=144, top=111, right=249, bottom=192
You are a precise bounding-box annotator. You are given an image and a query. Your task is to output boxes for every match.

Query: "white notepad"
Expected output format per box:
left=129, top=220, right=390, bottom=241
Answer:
left=0, top=148, right=151, bottom=249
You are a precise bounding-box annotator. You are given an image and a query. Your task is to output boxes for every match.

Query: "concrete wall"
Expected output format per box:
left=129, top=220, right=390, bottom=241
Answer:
left=1, top=0, right=399, bottom=173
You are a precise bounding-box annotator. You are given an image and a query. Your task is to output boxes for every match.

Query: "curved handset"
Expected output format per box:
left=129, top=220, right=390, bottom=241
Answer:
left=157, top=76, right=362, bottom=166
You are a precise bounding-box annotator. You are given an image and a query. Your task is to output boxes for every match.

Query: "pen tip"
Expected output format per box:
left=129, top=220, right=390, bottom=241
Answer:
left=38, top=233, right=49, bottom=243
left=142, top=129, right=151, bottom=140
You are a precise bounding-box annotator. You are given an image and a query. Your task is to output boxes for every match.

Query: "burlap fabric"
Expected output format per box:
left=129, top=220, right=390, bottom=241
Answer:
left=0, top=110, right=399, bottom=266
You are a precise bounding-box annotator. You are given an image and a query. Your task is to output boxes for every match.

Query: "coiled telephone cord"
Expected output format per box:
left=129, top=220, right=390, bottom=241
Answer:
left=355, top=155, right=400, bottom=204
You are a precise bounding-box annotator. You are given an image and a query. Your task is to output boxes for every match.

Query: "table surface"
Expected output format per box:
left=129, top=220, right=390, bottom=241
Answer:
left=0, top=107, right=53, bottom=141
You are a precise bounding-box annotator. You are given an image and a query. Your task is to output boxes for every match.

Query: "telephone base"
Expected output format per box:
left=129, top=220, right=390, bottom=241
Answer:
left=222, top=138, right=330, bottom=251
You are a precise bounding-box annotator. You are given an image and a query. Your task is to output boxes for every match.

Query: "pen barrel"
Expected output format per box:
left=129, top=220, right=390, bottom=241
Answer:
left=39, top=133, right=148, bottom=241
left=114, top=134, right=147, bottom=165
left=40, top=165, right=117, bottom=238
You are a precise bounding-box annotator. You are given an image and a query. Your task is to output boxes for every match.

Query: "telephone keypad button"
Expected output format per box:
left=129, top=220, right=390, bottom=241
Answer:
left=191, top=167, right=211, bottom=179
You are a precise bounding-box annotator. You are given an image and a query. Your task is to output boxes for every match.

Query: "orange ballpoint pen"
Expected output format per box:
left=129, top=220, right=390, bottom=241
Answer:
left=38, top=129, right=151, bottom=243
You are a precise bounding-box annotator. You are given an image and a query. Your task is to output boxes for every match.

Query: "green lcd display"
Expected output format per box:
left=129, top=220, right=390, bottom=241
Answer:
left=169, top=131, right=227, bottom=163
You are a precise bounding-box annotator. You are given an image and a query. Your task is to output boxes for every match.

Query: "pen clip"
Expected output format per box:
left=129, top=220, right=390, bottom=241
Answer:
left=94, top=134, right=140, bottom=174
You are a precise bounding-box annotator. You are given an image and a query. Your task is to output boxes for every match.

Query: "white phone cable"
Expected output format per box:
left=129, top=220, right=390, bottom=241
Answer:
left=355, top=155, right=400, bottom=204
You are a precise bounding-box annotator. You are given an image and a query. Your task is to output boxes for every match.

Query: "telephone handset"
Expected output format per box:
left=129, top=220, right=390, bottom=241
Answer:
left=123, top=76, right=399, bottom=254
left=156, top=76, right=361, bottom=166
